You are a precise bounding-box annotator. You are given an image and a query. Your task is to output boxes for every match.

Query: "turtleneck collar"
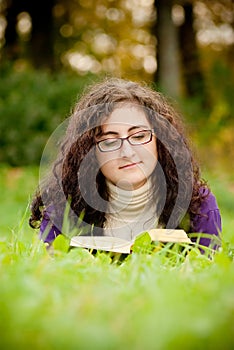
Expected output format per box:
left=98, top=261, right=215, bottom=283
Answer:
left=104, top=179, right=158, bottom=240
left=106, top=180, right=153, bottom=219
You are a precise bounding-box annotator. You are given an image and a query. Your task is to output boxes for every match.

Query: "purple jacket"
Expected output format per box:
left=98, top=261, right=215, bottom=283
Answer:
left=190, top=189, right=221, bottom=250
left=39, top=190, right=222, bottom=250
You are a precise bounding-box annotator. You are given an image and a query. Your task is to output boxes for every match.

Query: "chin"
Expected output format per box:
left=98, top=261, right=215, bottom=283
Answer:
left=117, top=177, right=147, bottom=190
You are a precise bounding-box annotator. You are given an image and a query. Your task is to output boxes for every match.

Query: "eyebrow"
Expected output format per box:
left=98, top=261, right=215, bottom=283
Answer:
left=100, top=125, right=150, bottom=137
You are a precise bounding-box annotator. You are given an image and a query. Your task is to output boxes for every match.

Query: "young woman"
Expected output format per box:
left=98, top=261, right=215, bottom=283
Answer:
left=29, top=78, right=221, bottom=250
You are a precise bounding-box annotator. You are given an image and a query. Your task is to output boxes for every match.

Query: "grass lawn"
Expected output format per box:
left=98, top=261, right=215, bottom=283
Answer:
left=0, top=166, right=234, bottom=349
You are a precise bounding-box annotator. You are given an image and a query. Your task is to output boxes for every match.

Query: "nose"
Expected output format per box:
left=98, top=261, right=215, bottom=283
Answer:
left=120, top=139, right=135, bottom=157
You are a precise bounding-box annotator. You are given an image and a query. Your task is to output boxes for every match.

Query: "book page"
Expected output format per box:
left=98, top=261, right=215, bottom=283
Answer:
left=70, top=229, right=191, bottom=253
left=70, top=235, right=132, bottom=254
left=148, top=229, right=192, bottom=243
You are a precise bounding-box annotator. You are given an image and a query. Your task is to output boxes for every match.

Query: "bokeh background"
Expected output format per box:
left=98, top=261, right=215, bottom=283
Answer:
left=1, top=2, right=234, bottom=349
left=0, top=0, right=233, bottom=230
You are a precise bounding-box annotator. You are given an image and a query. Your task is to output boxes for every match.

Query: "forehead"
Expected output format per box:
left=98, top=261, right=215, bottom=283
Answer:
left=101, top=104, right=150, bottom=130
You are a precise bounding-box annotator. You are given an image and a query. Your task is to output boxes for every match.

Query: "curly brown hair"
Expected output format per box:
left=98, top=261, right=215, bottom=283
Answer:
left=29, top=77, right=208, bottom=235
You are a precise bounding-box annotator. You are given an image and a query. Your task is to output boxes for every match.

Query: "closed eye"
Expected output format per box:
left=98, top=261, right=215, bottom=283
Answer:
left=101, top=138, right=119, bottom=146
left=131, top=133, right=146, bottom=140
left=130, top=130, right=150, bottom=141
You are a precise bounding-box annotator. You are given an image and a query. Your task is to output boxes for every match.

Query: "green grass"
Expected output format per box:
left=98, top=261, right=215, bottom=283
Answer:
left=0, top=166, right=234, bottom=349
left=0, top=165, right=39, bottom=236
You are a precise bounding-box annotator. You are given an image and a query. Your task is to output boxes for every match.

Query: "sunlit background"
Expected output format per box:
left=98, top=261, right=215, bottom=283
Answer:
left=0, top=0, right=233, bottom=76
left=0, top=0, right=233, bottom=172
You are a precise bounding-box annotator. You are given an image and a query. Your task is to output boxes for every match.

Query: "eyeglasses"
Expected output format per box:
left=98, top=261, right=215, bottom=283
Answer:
left=96, top=129, right=154, bottom=152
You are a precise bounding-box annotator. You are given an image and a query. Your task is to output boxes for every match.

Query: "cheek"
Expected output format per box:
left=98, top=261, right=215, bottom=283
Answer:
left=96, top=151, right=118, bottom=175
left=140, top=141, right=157, bottom=162
left=149, top=138, right=157, bottom=160
left=100, top=160, right=114, bottom=174
left=139, top=141, right=158, bottom=174
left=99, top=159, right=121, bottom=185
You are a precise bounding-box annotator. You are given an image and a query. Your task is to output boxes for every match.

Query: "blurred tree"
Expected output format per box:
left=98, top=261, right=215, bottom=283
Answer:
left=1, top=0, right=157, bottom=80
left=1, top=0, right=233, bottom=95
left=3, top=0, right=55, bottom=69
left=200, top=0, right=234, bottom=68
left=56, top=0, right=156, bottom=80
left=0, top=0, right=233, bottom=166
left=154, top=0, right=181, bottom=97
left=178, top=1, right=208, bottom=105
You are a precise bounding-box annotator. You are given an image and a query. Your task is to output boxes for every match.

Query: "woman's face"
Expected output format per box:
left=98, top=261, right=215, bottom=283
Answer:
left=95, top=104, right=157, bottom=190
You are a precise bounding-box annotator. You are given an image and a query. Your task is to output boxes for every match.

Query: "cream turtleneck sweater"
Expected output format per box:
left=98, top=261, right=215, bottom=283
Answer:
left=104, top=180, right=158, bottom=240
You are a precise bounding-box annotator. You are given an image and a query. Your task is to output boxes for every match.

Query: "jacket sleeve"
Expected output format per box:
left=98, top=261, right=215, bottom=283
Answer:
left=191, top=189, right=222, bottom=250
left=39, top=208, right=61, bottom=244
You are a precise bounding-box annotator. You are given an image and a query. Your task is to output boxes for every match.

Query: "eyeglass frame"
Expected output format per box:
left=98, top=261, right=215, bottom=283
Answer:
left=96, top=129, right=155, bottom=152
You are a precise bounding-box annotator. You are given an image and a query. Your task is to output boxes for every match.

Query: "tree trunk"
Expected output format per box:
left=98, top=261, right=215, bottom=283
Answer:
left=154, top=0, right=181, bottom=98
left=4, top=0, right=24, bottom=61
left=179, top=1, right=208, bottom=105
left=3, top=0, right=55, bottom=70
left=28, top=0, right=55, bottom=70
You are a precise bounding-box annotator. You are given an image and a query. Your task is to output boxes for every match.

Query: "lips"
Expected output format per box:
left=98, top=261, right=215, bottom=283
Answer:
left=119, top=162, right=141, bottom=169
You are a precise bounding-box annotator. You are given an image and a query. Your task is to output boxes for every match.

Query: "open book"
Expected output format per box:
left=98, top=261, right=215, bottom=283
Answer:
left=70, top=229, right=192, bottom=254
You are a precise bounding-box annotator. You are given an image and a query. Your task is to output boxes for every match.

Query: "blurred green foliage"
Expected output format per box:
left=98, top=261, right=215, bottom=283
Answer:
left=0, top=64, right=98, bottom=165
left=177, top=55, right=234, bottom=176
left=0, top=59, right=233, bottom=172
